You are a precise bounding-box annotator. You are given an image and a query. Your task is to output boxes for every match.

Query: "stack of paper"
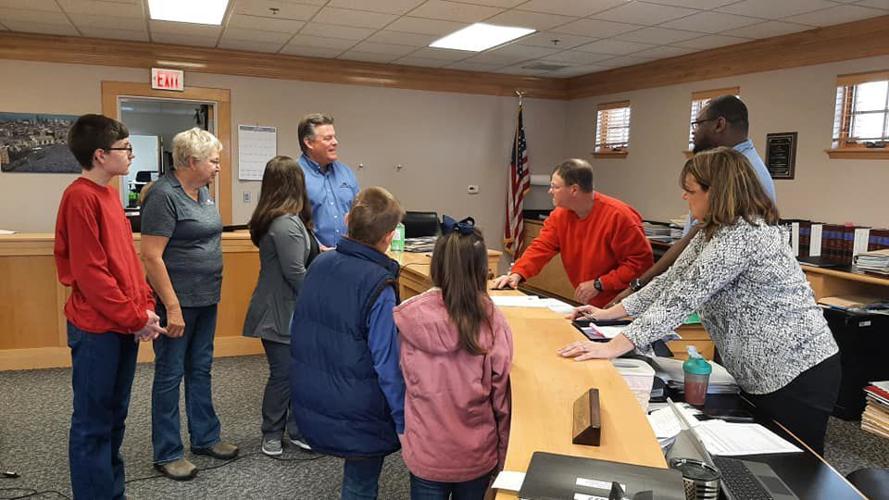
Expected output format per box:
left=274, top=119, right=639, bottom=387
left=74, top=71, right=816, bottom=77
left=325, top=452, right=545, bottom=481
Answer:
left=854, top=249, right=889, bottom=275
left=403, top=236, right=437, bottom=253
left=650, top=356, right=739, bottom=395
left=490, top=295, right=575, bottom=315
left=644, top=222, right=674, bottom=242
left=862, top=381, right=889, bottom=439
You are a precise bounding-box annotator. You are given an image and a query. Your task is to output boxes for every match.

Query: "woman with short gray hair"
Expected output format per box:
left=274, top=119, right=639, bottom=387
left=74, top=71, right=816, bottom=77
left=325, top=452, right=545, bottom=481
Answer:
left=141, top=127, right=238, bottom=480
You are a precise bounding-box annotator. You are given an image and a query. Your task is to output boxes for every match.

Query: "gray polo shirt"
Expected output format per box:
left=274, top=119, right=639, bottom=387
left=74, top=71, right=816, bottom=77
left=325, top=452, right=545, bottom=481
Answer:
left=141, top=172, right=223, bottom=307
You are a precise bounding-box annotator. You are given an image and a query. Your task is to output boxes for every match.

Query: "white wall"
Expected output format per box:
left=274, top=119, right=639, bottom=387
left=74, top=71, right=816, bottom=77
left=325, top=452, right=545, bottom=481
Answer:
left=563, top=55, right=889, bottom=228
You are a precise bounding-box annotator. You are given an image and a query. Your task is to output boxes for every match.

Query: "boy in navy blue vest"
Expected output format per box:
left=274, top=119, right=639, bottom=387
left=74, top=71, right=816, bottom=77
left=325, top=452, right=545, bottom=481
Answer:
left=290, top=187, right=406, bottom=500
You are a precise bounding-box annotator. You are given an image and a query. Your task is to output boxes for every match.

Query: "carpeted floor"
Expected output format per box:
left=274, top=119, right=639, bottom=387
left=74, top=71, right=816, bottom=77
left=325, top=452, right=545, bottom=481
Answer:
left=1, top=355, right=886, bottom=499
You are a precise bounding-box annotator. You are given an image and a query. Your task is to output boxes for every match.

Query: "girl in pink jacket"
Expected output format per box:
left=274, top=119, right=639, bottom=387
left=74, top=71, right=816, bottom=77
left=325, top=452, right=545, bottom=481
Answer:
left=393, top=217, right=513, bottom=500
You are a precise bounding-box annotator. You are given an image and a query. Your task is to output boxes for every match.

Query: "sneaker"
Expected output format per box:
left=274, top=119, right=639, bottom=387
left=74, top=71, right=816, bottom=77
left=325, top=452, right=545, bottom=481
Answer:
left=191, top=441, right=239, bottom=460
left=154, top=458, right=197, bottom=481
left=288, top=437, right=312, bottom=451
left=262, top=438, right=283, bottom=457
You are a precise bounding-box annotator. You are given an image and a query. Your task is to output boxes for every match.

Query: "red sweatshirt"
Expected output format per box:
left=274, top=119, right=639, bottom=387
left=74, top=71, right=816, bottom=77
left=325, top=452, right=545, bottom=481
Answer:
left=512, top=192, right=653, bottom=307
left=54, top=177, right=154, bottom=334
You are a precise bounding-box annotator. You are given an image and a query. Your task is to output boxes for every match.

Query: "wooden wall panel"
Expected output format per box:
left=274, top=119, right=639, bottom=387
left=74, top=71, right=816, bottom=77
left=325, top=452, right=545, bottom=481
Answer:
left=0, top=256, right=63, bottom=350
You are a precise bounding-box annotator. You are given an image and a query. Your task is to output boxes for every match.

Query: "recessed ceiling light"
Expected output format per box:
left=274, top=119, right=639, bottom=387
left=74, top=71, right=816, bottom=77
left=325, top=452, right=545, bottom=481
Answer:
left=430, top=23, right=535, bottom=52
left=148, top=0, right=230, bottom=25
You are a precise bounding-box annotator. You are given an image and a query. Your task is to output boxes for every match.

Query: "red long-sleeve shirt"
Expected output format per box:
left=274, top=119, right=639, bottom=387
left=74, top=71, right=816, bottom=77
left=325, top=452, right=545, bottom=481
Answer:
left=54, top=178, right=154, bottom=334
left=512, top=192, right=653, bottom=307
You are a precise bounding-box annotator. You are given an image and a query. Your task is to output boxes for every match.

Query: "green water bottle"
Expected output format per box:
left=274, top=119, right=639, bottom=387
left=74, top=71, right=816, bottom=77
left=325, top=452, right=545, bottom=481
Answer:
left=391, top=222, right=405, bottom=252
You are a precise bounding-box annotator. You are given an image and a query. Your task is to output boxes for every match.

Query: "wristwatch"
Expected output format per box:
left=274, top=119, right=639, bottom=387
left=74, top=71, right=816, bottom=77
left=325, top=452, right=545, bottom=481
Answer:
left=593, top=278, right=603, bottom=292
left=630, top=278, right=644, bottom=292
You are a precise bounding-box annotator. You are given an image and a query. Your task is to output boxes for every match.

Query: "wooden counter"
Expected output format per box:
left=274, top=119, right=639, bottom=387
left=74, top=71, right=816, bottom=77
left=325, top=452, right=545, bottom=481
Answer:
left=396, top=250, right=666, bottom=498
left=0, top=232, right=262, bottom=371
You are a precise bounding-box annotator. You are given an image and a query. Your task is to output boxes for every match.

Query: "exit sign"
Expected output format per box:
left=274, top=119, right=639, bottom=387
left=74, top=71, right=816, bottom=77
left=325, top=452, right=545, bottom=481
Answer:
left=151, top=68, right=184, bottom=91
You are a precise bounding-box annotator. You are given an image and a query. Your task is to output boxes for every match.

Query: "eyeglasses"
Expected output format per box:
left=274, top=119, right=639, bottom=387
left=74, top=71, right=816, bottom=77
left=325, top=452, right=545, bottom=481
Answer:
left=106, top=145, right=133, bottom=154
left=691, top=117, right=718, bottom=129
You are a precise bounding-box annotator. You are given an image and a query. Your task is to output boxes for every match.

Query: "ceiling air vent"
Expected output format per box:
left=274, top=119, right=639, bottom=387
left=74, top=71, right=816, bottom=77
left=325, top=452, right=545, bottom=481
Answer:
left=521, top=63, right=571, bottom=72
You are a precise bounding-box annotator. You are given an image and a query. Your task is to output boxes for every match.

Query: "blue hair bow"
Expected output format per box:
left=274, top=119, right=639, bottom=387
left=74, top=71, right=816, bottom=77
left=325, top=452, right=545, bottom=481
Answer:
left=441, top=215, right=475, bottom=235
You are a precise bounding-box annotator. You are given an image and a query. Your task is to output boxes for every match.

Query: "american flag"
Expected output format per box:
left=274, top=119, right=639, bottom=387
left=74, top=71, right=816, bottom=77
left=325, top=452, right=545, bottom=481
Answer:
left=503, top=104, right=530, bottom=256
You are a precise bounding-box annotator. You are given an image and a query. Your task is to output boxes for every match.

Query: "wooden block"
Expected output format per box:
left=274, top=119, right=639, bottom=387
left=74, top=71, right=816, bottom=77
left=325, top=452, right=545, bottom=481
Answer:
left=572, top=388, right=601, bottom=446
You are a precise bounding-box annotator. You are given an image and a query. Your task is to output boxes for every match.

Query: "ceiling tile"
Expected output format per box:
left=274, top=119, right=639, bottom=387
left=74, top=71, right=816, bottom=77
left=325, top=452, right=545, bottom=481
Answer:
left=0, top=8, right=71, bottom=24
left=516, top=31, right=596, bottom=50
left=57, top=0, right=143, bottom=17
left=483, top=9, right=574, bottom=30
left=2, top=19, right=79, bottom=35
left=221, top=27, right=293, bottom=43
left=673, top=33, right=749, bottom=49
left=717, top=0, right=837, bottom=19
left=631, top=44, right=695, bottom=58
left=642, top=0, right=737, bottom=7
left=591, top=2, right=699, bottom=26
left=574, top=38, right=654, bottom=55
left=286, top=33, right=359, bottom=50
left=660, top=11, right=762, bottom=33
left=408, top=0, right=503, bottom=22
left=600, top=53, right=657, bottom=67
left=385, top=16, right=465, bottom=35
left=349, top=40, right=419, bottom=56
left=455, top=0, right=526, bottom=6
left=463, top=49, right=532, bottom=64
left=554, top=64, right=611, bottom=77
left=518, top=0, right=626, bottom=17
left=722, top=20, right=811, bottom=38
left=150, top=20, right=222, bottom=36
left=228, top=14, right=304, bottom=33
left=616, top=26, right=701, bottom=44
left=217, top=38, right=285, bottom=52
left=234, top=0, right=321, bottom=21
left=392, top=55, right=449, bottom=67
left=311, top=7, right=398, bottom=29
left=487, top=42, right=561, bottom=58
left=150, top=33, right=219, bottom=47
left=0, top=0, right=59, bottom=12
left=327, top=0, right=425, bottom=15
left=542, top=49, right=615, bottom=64
left=554, top=18, right=642, bottom=37
left=338, top=50, right=402, bottom=63
left=68, top=13, right=145, bottom=31
left=856, top=0, right=889, bottom=9
left=279, top=44, right=344, bottom=58
left=78, top=26, right=149, bottom=41
left=298, top=23, right=377, bottom=40
left=407, top=46, right=474, bottom=60
left=365, top=30, right=436, bottom=46
left=444, top=60, right=503, bottom=71
left=784, top=5, right=887, bottom=25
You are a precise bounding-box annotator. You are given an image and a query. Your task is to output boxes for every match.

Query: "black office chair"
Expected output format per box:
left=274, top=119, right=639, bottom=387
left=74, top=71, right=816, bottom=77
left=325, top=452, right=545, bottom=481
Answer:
left=402, top=211, right=440, bottom=238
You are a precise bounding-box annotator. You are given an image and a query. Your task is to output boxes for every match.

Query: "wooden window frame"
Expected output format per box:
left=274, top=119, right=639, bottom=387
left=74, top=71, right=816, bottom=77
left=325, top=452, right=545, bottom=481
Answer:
left=594, top=100, right=631, bottom=158
left=827, top=70, right=889, bottom=160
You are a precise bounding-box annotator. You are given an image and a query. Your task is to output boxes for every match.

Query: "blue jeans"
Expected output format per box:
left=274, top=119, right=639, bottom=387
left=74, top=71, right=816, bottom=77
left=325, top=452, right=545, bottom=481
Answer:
left=67, top=323, right=138, bottom=500
left=342, top=456, right=385, bottom=500
left=410, top=471, right=493, bottom=500
left=151, top=304, right=220, bottom=463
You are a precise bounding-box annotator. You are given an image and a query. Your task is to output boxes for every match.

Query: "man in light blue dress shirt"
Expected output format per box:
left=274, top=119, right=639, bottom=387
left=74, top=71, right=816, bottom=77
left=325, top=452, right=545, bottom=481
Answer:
left=608, top=95, right=779, bottom=306
left=297, top=113, right=359, bottom=249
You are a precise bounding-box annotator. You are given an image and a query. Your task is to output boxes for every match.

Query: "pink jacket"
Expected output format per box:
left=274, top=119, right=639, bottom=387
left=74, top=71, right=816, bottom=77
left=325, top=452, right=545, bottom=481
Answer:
left=393, top=288, right=513, bottom=483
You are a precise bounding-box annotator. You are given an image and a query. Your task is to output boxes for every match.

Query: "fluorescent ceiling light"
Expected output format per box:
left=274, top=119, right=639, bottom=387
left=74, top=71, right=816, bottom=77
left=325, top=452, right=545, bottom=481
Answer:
left=430, top=23, right=535, bottom=52
left=148, top=0, right=229, bottom=25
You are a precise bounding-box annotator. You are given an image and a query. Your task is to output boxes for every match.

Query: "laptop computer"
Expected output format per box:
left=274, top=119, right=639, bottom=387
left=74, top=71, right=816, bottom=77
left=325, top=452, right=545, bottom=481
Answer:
left=666, top=400, right=798, bottom=500
left=517, top=451, right=686, bottom=500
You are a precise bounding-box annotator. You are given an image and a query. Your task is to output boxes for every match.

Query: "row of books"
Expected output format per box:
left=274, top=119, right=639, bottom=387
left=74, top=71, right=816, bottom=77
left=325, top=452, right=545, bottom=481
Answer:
left=861, top=382, right=889, bottom=440
left=780, top=219, right=889, bottom=265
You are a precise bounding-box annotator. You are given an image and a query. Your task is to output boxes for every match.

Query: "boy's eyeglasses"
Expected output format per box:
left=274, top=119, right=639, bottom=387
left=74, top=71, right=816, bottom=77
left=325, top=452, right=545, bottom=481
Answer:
left=106, top=145, right=134, bottom=154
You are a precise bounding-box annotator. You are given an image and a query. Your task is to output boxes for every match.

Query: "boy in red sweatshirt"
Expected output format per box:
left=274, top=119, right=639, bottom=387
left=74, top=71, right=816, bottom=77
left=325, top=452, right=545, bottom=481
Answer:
left=55, top=114, right=165, bottom=499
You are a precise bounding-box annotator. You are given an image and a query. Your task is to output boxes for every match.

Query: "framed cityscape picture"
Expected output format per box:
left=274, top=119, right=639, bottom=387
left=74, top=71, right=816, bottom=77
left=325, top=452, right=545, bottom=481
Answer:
left=0, top=112, right=80, bottom=173
left=765, top=132, right=797, bottom=180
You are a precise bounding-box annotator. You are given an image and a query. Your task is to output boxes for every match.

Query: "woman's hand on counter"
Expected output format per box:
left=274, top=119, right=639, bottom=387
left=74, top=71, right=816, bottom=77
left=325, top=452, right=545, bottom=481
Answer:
left=557, top=334, right=634, bottom=361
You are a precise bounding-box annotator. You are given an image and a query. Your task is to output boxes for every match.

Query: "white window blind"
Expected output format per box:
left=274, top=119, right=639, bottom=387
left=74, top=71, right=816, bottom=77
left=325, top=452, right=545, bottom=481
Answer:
left=688, top=87, right=740, bottom=150
left=833, top=72, right=889, bottom=148
left=595, top=101, right=631, bottom=153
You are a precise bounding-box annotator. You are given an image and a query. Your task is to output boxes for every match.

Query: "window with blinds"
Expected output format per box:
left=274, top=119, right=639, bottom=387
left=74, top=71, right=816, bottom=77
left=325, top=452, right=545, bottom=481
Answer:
left=594, top=101, right=631, bottom=155
left=832, top=71, right=889, bottom=151
left=688, top=87, right=740, bottom=150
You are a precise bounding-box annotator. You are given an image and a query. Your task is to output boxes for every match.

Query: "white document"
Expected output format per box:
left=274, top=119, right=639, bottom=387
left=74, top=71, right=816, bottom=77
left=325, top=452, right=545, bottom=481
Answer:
left=492, top=470, right=525, bottom=491
left=809, top=224, right=823, bottom=257
left=791, top=222, right=800, bottom=256
left=491, top=295, right=548, bottom=308
left=0, top=229, right=16, bottom=235
left=695, top=421, right=801, bottom=456
left=854, top=228, right=871, bottom=256
left=539, top=298, right=575, bottom=315
left=647, top=406, right=684, bottom=438
left=237, top=125, right=277, bottom=181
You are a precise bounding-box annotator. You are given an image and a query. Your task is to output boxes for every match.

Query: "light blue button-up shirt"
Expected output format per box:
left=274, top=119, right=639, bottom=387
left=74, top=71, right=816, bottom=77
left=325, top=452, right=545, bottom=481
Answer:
left=298, top=154, right=359, bottom=248
left=684, top=139, right=778, bottom=234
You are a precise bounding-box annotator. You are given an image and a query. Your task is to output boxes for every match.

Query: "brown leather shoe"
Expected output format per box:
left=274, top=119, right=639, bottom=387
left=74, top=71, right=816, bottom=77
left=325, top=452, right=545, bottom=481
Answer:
left=154, top=458, right=197, bottom=481
left=191, top=441, right=239, bottom=460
